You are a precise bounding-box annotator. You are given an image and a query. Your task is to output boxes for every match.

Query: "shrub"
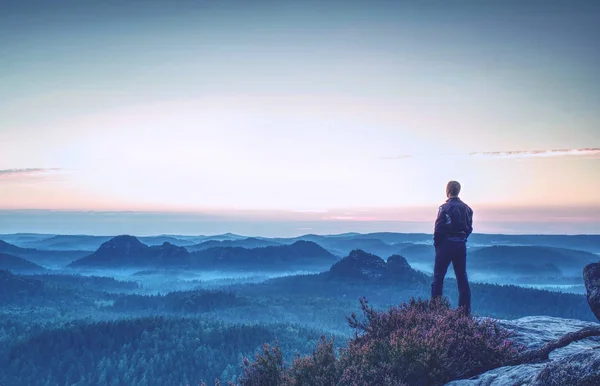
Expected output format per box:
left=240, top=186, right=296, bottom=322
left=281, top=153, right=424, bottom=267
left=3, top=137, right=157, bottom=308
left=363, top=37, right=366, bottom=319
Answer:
left=238, top=341, right=293, bottom=386
left=288, top=336, right=340, bottom=385
left=338, top=297, right=524, bottom=385
left=237, top=297, right=525, bottom=386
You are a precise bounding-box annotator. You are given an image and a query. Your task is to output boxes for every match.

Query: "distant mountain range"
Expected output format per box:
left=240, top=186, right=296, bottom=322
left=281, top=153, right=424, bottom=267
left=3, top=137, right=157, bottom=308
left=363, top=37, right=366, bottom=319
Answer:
left=68, top=236, right=338, bottom=271
left=468, top=245, right=599, bottom=277
left=3, top=232, right=600, bottom=254
left=2, top=232, right=600, bottom=277
left=391, top=243, right=598, bottom=279
left=68, top=236, right=190, bottom=268
left=192, top=240, right=337, bottom=270
left=19, top=235, right=114, bottom=251
left=0, top=240, right=89, bottom=268
left=186, top=237, right=282, bottom=252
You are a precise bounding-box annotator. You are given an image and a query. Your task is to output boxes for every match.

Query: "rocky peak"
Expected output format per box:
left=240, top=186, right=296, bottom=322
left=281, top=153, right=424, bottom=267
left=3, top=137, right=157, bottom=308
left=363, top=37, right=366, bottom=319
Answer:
left=290, top=240, right=326, bottom=251
left=98, top=235, right=147, bottom=254
left=329, top=249, right=387, bottom=279
left=160, top=241, right=182, bottom=249
left=386, top=254, right=412, bottom=273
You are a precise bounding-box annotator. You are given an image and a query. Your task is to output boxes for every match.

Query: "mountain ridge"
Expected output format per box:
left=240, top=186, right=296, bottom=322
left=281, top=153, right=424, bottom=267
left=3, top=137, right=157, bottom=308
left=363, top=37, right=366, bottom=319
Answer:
left=0, top=252, right=47, bottom=273
left=69, top=236, right=338, bottom=270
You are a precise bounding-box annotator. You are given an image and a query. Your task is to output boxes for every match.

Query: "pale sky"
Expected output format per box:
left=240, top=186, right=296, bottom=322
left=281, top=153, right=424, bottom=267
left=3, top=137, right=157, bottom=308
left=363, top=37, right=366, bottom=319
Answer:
left=1, top=0, right=599, bottom=235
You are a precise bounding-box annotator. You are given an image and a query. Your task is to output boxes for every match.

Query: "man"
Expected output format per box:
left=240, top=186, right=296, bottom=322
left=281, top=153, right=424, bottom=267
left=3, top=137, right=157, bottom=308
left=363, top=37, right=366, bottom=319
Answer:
left=431, top=180, right=473, bottom=315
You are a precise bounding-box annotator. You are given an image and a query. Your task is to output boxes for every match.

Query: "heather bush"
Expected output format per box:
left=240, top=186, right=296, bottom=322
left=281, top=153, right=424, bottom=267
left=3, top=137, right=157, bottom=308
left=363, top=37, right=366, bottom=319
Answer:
left=338, top=297, right=525, bottom=385
left=237, top=297, right=525, bottom=386
left=238, top=341, right=293, bottom=386
left=288, top=336, right=340, bottom=385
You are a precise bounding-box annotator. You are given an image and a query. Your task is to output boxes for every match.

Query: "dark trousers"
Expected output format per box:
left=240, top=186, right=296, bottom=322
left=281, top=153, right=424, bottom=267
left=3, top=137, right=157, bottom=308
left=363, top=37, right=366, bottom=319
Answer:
left=431, top=241, right=471, bottom=315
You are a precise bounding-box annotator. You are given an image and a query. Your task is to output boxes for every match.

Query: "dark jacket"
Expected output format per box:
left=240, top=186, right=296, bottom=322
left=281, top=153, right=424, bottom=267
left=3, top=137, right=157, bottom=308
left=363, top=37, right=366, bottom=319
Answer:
left=433, top=197, right=473, bottom=248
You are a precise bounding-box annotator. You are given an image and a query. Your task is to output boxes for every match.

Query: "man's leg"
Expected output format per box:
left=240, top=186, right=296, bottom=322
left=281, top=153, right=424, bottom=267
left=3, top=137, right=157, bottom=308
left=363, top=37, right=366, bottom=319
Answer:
left=451, top=243, right=471, bottom=315
left=431, top=245, right=452, bottom=300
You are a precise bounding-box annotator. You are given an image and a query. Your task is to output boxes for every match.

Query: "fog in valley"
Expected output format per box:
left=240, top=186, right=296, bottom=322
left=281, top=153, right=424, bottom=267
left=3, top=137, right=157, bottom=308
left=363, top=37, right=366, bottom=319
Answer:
left=1, top=231, right=598, bottom=384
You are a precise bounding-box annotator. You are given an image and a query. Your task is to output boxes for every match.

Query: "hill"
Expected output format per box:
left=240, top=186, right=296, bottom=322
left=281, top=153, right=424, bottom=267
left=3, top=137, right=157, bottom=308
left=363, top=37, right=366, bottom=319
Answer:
left=0, top=270, right=88, bottom=306
left=69, top=236, right=336, bottom=271
left=68, top=236, right=190, bottom=268
left=326, top=249, right=428, bottom=284
left=138, top=235, right=197, bottom=247
left=397, top=244, right=598, bottom=278
left=467, top=234, right=600, bottom=253
left=0, top=270, right=46, bottom=301
left=397, top=244, right=435, bottom=263
left=19, top=235, right=114, bottom=251
left=315, top=237, right=404, bottom=257
left=186, top=237, right=282, bottom=252
left=0, top=240, right=89, bottom=268
left=469, top=245, right=599, bottom=277
left=0, top=253, right=47, bottom=274
left=197, top=233, right=247, bottom=242
left=0, top=233, right=55, bottom=245
left=190, top=240, right=338, bottom=271
left=219, top=248, right=596, bottom=323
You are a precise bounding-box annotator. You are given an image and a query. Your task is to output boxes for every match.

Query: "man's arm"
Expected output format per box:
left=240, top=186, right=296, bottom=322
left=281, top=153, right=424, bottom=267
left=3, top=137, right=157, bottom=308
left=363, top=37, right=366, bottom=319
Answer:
left=433, top=206, right=447, bottom=248
left=466, top=207, right=473, bottom=238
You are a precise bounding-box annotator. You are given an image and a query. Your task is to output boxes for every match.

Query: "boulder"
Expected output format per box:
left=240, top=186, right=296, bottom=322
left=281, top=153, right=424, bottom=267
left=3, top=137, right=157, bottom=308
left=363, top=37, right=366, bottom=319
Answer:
left=445, top=316, right=600, bottom=386
left=584, top=262, right=600, bottom=322
left=532, top=349, right=600, bottom=386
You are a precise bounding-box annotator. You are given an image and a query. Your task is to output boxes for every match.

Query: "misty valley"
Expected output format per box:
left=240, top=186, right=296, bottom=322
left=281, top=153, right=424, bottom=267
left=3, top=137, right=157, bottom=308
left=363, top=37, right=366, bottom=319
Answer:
left=1, top=232, right=600, bottom=385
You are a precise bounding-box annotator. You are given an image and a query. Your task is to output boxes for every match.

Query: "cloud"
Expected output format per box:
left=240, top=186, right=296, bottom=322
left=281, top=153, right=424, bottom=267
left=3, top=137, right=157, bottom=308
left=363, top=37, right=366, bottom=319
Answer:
left=468, top=148, right=600, bottom=159
left=385, top=148, right=600, bottom=160
left=0, top=168, right=62, bottom=180
left=382, top=154, right=412, bottom=160
left=324, top=216, right=356, bottom=220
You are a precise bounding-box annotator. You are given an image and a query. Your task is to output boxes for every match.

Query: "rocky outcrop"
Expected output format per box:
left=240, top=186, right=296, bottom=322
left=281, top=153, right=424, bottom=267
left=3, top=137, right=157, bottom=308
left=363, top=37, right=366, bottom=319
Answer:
left=327, top=250, right=427, bottom=283
left=69, top=236, right=190, bottom=268
left=584, top=262, right=600, bottom=321
left=445, top=316, right=600, bottom=386
left=329, top=250, right=388, bottom=279
left=386, top=254, right=412, bottom=273
left=532, top=349, right=600, bottom=385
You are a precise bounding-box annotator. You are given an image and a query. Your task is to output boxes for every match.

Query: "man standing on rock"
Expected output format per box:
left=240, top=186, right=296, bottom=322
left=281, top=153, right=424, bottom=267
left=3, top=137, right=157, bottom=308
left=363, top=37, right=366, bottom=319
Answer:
left=431, top=180, right=473, bottom=315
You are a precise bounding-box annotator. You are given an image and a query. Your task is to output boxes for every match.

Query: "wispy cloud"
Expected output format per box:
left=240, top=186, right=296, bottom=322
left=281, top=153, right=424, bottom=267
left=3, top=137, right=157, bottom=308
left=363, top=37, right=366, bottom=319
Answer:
left=468, top=148, right=600, bottom=159
left=0, top=168, right=62, bottom=180
left=385, top=148, right=600, bottom=160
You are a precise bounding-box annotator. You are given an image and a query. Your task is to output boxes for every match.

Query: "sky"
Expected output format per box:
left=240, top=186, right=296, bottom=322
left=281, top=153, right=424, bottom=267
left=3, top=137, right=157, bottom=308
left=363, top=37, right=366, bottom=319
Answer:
left=1, top=0, right=599, bottom=236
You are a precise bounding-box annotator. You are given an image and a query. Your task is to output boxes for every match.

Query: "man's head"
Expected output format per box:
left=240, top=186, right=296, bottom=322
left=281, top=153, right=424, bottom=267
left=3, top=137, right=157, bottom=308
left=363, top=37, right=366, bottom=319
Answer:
left=446, top=180, right=461, bottom=198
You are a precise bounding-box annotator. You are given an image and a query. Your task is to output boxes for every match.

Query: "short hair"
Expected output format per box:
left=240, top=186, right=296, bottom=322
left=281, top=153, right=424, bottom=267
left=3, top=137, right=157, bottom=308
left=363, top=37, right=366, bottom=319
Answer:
left=446, top=180, right=461, bottom=196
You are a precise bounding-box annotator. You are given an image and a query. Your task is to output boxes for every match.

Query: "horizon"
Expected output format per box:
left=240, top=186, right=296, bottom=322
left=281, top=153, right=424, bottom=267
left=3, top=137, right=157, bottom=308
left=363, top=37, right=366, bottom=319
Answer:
left=3, top=229, right=600, bottom=237
left=2, top=0, right=599, bottom=235
left=2, top=207, right=600, bottom=237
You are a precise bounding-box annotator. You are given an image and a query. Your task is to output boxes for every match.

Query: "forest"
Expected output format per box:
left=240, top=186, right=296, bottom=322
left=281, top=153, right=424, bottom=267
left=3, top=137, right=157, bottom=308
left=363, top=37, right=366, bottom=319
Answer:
left=1, top=232, right=599, bottom=385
